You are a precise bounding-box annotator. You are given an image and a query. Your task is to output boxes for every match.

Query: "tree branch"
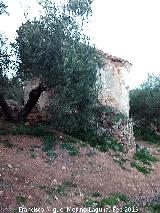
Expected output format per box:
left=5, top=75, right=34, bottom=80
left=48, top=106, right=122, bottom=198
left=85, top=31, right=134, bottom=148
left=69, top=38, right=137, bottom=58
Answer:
left=0, top=83, right=47, bottom=122
left=17, top=83, right=46, bottom=121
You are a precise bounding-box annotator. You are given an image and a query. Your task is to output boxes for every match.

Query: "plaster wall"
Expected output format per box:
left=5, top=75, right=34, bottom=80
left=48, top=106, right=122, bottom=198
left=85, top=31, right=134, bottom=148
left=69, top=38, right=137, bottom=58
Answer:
left=98, top=54, right=132, bottom=116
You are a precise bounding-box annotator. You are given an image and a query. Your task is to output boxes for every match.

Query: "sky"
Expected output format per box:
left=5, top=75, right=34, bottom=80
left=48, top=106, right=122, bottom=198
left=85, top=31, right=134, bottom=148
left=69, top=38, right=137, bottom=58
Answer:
left=0, top=0, right=160, bottom=89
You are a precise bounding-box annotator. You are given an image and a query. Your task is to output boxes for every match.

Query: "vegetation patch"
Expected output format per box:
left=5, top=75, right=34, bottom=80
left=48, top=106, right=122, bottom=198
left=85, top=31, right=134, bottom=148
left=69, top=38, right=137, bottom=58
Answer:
left=42, top=135, right=56, bottom=152
left=97, top=193, right=129, bottom=207
left=134, top=127, right=160, bottom=145
left=134, top=147, right=158, bottom=165
left=130, top=147, right=159, bottom=175
left=61, top=142, right=79, bottom=156
left=113, top=157, right=130, bottom=170
left=91, top=191, right=102, bottom=198
left=131, top=162, right=153, bottom=175
left=30, top=151, right=37, bottom=159
left=39, top=181, right=77, bottom=199
left=147, top=201, right=160, bottom=213
left=84, top=192, right=129, bottom=208
left=16, top=195, right=27, bottom=205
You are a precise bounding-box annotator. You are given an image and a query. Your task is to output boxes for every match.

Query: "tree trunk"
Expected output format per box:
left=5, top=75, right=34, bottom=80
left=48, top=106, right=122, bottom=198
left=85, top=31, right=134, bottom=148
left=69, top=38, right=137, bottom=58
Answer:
left=0, top=83, right=46, bottom=122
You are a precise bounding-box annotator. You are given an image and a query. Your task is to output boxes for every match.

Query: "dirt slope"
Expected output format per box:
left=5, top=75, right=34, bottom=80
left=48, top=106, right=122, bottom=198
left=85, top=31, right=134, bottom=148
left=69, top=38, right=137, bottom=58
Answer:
left=0, top=135, right=160, bottom=212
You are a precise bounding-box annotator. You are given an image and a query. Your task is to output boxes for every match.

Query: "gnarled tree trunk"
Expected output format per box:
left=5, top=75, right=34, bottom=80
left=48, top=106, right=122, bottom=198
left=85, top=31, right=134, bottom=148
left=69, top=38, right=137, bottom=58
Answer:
left=0, top=83, right=46, bottom=122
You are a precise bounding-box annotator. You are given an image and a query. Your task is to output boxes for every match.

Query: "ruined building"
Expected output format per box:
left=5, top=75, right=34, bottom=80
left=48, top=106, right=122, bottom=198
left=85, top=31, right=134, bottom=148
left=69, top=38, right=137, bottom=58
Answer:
left=23, top=52, right=132, bottom=117
left=23, top=52, right=135, bottom=153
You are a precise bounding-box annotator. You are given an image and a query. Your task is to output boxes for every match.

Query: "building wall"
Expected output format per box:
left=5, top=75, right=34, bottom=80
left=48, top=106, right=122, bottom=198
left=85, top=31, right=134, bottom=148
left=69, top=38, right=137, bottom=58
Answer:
left=98, top=54, right=132, bottom=116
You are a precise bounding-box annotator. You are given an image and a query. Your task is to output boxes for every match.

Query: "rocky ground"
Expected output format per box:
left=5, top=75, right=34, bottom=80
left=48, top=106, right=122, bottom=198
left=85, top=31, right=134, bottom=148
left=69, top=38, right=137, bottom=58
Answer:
left=0, top=132, right=160, bottom=213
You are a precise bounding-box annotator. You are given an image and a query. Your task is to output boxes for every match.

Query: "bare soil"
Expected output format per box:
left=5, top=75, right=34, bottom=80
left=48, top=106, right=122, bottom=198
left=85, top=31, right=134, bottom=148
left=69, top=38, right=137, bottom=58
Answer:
left=0, top=134, right=160, bottom=213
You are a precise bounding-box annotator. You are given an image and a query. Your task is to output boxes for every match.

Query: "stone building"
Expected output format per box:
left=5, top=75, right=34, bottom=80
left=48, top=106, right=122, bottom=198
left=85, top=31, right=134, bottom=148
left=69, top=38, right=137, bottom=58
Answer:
left=23, top=52, right=135, bottom=153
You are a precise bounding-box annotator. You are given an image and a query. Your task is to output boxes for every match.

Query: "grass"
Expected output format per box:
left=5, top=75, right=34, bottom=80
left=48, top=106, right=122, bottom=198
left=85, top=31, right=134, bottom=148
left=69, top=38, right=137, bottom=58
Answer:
left=0, top=122, right=124, bottom=155
left=46, top=149, right=57, bottom=158
left=97, top=193, right=129, bottom=207
left=84, top=192, right=129, bottom=208
left=146, top=193, right=160, bottom=213
left=11, top=124, right=49, bottom=137
left=131, top=162, right=153, bottom=175
left=1, top=123, right=57, bottom=161
left=113, top=157, right=130, bottom=170
left=69, top=126, right=124, bottom=153
left=40, top=181, right=77, bottom=198
left=30, top=151, right=37, bottom=158
left=61, top=142, right=79, bottom=156
left=131, top=147, right=159, bottom=175
left=91, top=191, right=102, bottom=197
left=134, top=147, right=158, bottom=165
left=148, top=201, right=160, bottom=213
left=42, top=135, right=56, bottom=151
left=94, top=136, right=124, bottom=153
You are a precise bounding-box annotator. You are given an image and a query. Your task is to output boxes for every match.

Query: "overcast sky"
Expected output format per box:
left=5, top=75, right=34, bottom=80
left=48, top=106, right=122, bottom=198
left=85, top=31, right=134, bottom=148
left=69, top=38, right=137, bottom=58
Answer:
left=1, top=0, right=160, bottom=89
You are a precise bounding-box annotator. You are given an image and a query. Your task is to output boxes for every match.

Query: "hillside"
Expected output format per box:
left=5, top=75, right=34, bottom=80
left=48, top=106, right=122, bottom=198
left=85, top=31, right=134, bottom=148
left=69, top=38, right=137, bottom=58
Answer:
left=0, top=125, right=160, bottom=213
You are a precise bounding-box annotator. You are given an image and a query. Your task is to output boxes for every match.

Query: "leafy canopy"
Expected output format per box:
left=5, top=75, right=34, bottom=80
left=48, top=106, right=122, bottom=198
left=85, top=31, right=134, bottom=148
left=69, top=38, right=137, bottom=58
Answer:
left=0, top=1, right=10, bottom=94
left=130, top=73, right=160, bottom=126
left=15, top=0, right=104, bottom=131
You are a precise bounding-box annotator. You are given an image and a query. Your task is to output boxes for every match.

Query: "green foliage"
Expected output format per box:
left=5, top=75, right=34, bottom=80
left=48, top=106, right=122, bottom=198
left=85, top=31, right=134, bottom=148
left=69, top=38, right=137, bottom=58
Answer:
left=12, top=124, right=47, bottom=136
left=148, top=200, right=160, bottom=213
left=84, top=198, right=97, bottom=207
left=91, top=191, right=101, bottom=197
left=0, top=34, right=10, bottom=93
left=130, top=162, right=153, bottom=175
left=131, top=146, right=158, bottom=175
left=84, top=192, right=129, bottom=208
left=5, top=77, right=23, bottom=103
left=0, top=2, right=10, bottom=92
left=42, top=135, right=56, bottom=152
left=134, top=126, right=160, bottom=144
left=130, top=73, right=160, bottom=126
left=40, top=181, right=77, bottom=197
left=134, top=147, right=158, bottom=165
left=97, top=193, right=129, bottom=207
left=61, top=142, right=79, bottom=156
left=5, top=123, right=56, bottom=153
left=15, top=0, right=104, bottom=136
left=16, top=195, right=27, bottom=204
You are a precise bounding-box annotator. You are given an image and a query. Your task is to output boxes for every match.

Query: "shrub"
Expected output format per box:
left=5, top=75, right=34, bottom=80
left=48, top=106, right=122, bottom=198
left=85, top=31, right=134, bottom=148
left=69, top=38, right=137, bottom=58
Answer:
left=130, top=74, right=160, bottom=126
left=134, top=126, right=160, bottom=144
